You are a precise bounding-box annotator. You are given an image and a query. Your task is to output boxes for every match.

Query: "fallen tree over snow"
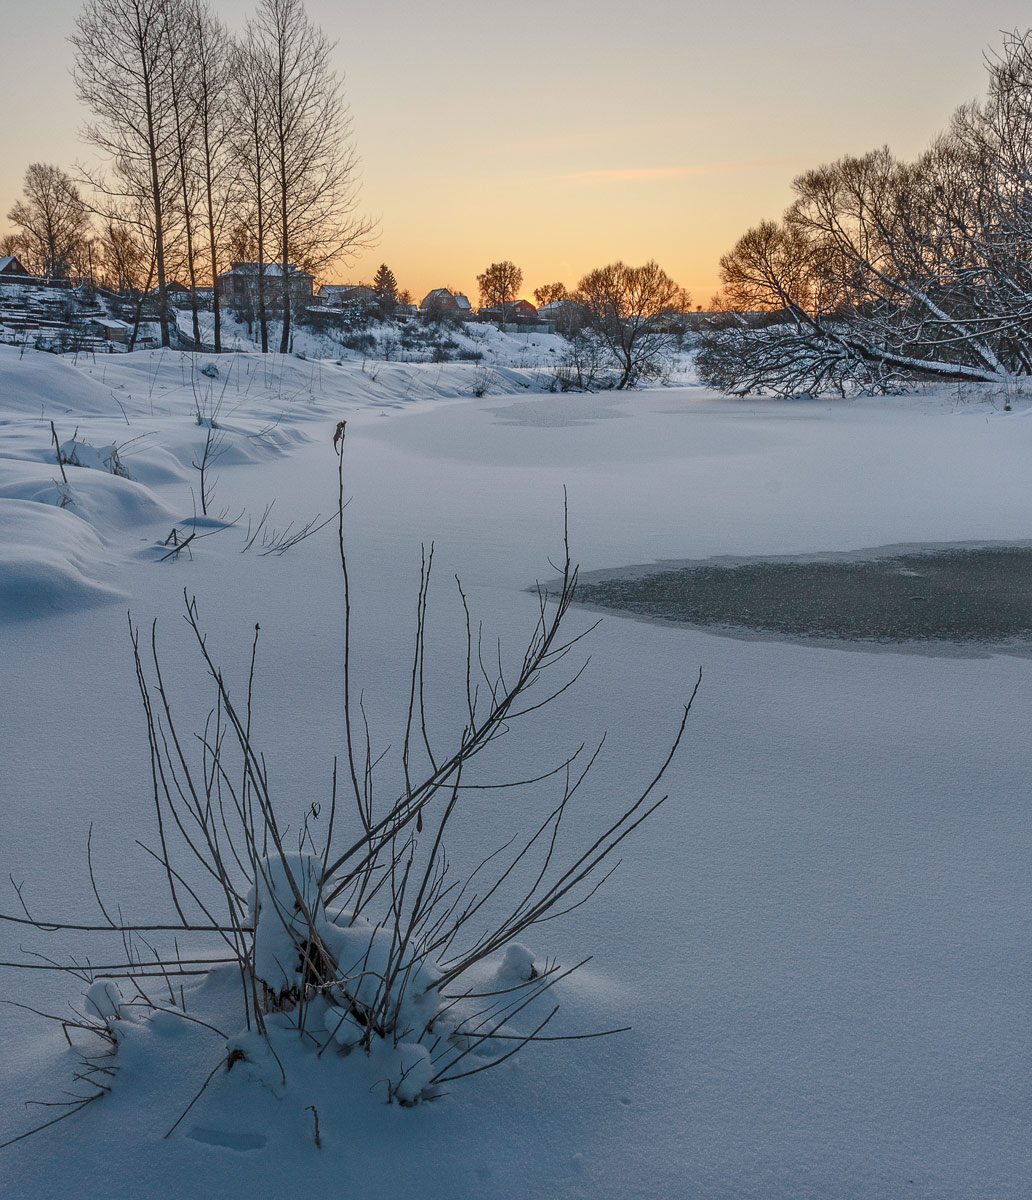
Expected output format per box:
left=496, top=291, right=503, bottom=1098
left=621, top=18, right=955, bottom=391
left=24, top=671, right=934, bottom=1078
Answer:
left=700, top=35, right=1032, bottom=397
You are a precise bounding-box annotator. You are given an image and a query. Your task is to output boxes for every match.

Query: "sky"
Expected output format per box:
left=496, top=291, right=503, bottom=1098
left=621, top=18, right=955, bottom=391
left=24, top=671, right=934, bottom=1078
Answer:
left=3, top=0, right=1032, bottom=305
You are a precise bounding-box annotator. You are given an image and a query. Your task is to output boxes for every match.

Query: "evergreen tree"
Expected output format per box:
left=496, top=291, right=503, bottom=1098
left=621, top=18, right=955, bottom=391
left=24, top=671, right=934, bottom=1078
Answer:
left=372, top=262, right=397, bottom=301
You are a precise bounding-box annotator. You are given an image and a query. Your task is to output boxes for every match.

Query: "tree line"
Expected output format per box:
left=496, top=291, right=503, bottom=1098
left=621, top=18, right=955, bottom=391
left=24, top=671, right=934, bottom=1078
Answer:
left=698, top=31, right=1032, bottom=396
left=2, top=0, right=692, bottom=382
left=477, top=259, right=690, bottom=389
left=2, top=0, right=369, bottom=354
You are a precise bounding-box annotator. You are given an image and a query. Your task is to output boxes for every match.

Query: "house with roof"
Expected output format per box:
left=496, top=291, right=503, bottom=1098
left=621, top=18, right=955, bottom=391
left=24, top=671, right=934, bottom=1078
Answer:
left=319, top=283, right=377, bottom=308
left=89, top=317, right=133, bottom=345
left=419, top=288, right=472, bottom=316
left=216, top=262, right=314, bottom=306
left=0, top=255, right=32, bottom=282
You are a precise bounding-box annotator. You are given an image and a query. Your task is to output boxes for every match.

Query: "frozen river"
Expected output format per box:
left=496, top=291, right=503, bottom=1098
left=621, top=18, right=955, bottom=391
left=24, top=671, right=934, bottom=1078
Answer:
left=3, top=358, right=1031, bottom=1198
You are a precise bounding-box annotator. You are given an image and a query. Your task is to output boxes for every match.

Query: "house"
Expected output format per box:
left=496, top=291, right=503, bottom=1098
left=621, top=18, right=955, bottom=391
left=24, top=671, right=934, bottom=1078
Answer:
left=0, top=255, right=31, bottom=282
left=419, top=288, right=472, bottom=315
left=536, top=298, right=586, bottom=333
left=319, top=284, right=377, bottom=308
left=90, top=317, right=132, bottom=345
left=479, top=298, right=538, bottom=323
left=215, top=262, right=314, bottom=306
left=537, top=299, right=577, bottom=320
left=507, top=299, right=537, bottom=320
left=148, top=280, right=191, bottom=298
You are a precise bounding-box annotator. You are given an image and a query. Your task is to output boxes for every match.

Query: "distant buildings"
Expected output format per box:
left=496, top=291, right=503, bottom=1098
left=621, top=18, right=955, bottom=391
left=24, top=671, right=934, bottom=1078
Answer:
left=216, top=262, right=314, bottom=306
left=89, top=317, right=132, bottom=345
left=419, top=288, right=472, bottom=315
left=319, top=283, right=377, bottom=308
left=0, top=255, right=32, bottom=282
left=485, top=298, right=537, bottom=321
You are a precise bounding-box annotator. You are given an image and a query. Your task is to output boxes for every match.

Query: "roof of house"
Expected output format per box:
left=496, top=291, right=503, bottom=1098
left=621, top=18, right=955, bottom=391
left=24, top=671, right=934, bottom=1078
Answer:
left=0, top=256, right=28, bottom=275
left=420, top=288, right=472, bottom=311
left=219, top=262, right=313, bottom=279
left=320, top=284, right=376, bottom=299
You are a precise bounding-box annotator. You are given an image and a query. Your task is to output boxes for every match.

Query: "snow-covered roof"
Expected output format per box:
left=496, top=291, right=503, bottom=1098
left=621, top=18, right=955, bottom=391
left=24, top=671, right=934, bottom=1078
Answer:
left=0, top=255, right=27, bottom=275
left=92, top=318, right=131, bottom=332
left=537, top=299, right=578, bottom=315
left=421, top=288, right=472, bottom=311
left=320, top=284, right=375, bottom=297
left=221, top=262, right=312, bottom=279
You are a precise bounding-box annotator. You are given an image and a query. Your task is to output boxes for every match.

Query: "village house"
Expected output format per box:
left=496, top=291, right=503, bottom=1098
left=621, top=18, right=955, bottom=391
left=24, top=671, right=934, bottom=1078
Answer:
left=215, top=262, right=314, bottom=306
left=419, top=288, right=472, bottom=315
left=89, top=317, right=132, bottom=345
left=0, top=255, right=32, bottom=282
left=319, top=283, right=377, bottom=308
left=479, top=298, right=539, bottom=324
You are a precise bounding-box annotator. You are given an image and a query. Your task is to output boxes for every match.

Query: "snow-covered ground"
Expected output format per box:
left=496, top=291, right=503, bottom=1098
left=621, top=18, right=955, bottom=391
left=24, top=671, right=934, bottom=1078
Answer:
left=2, top=345, right=1031, bottom=1198
left=179, top=303, right=578, bottom=371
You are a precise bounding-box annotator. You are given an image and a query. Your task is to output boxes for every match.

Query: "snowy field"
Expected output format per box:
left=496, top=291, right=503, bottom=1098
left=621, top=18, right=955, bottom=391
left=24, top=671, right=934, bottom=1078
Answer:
left=1, top=343, right=1031, bottom=1198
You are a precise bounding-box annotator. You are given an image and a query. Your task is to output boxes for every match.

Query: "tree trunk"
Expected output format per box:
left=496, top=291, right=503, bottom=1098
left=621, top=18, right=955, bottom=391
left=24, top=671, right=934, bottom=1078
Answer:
left=279, top=141, right=290, bottom=355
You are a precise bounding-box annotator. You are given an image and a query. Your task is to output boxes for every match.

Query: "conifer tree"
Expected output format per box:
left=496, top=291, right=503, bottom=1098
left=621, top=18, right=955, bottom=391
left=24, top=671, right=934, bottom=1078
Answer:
left=372, top=262, right=397, bottom=301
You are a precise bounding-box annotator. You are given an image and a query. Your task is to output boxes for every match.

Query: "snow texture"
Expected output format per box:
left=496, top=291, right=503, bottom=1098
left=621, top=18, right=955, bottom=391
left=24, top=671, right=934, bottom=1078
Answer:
left=2, top=337, right=1032, bottom=1198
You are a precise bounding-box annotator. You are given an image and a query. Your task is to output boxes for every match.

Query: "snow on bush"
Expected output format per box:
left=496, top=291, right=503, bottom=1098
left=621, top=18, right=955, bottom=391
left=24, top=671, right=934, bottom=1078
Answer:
left=58, top=437, right=129, bottom=478
left=1, top=431, right=694, bottom=1142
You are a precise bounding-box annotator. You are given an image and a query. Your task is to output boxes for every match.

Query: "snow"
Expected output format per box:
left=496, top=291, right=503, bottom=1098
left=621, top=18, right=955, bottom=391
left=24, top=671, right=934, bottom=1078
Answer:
left=0, top=498, right=124, bottom=615
left=1, top=344, right=1032, bottom=1198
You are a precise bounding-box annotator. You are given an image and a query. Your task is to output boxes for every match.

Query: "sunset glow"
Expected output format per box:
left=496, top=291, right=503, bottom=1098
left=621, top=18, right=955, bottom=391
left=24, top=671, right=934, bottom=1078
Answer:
left=4, top=0, right=1032, bottom=302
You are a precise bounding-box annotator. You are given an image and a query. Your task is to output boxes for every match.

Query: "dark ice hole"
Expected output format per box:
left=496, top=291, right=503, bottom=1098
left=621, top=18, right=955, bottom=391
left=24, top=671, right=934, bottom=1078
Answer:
left=572, top=545, right=1032, bottom=646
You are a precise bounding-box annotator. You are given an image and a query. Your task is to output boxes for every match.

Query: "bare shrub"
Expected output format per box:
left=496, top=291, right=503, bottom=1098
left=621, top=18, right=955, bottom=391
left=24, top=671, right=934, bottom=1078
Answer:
left=0, top=426, right=696, bottom=1141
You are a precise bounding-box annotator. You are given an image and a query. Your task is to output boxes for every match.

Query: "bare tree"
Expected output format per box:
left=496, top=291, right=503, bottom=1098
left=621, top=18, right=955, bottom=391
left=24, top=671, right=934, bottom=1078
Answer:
left=250, top=0, right=374, bottom=354
left=0, top=233, right=25, bottom=261
left=575, top=261, right=689, bottom=389
left=189, top=2, right=236, bottom=354
left=477, top=260, right=523, bottom=316
left=163, top=0, right=204, bottom=346
left=95, top=206, right=153, bottom=295
left=73, top=0, right=183, bottom=347
left=699, top=33, right=1032, bottom=397
left=6, top=164, right=92, bottom=280
left=533, top=281, right=568, bottom=308
left=228, top=29, right=274, bottom=352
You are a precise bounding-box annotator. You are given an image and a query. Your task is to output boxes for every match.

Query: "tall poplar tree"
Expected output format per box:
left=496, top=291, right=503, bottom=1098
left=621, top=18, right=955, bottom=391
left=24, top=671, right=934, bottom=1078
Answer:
left=250, top=0, right=373, bottom=353
left=73, top=0, right=182, bottom=347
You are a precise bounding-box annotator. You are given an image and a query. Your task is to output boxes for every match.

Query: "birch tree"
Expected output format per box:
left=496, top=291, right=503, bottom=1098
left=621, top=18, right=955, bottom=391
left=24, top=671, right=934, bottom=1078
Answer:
left=228, top=27, right=273, bottom=351
left=189, top=1, right=236, bottom=353
left=250, top=0, right=373, bottom=354
left=73, top=0, right=183, bottom=346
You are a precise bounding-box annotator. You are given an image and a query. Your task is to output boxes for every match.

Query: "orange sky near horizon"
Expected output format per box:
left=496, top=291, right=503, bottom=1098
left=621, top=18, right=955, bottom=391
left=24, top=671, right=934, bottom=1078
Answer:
left=3, top=0, right=1032, bottom=306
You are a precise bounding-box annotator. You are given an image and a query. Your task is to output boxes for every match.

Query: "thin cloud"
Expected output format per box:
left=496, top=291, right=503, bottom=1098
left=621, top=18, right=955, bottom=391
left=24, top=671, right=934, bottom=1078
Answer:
left=561, top=160, right=800, bottom=182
